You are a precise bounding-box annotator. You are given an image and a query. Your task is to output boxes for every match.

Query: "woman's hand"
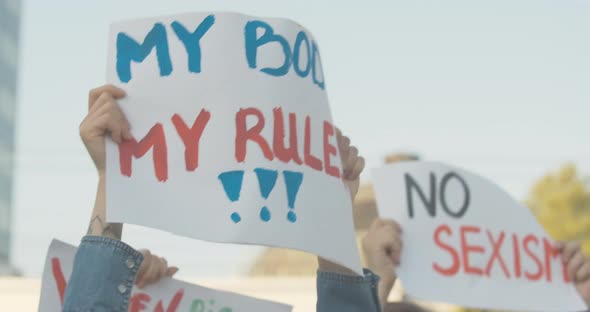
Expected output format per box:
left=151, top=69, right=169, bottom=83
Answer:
left=136, top=250, right=179, bottom=288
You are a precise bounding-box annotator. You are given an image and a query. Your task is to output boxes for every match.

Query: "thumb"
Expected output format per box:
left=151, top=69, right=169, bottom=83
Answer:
left=166, top=267, right=179, bottom=277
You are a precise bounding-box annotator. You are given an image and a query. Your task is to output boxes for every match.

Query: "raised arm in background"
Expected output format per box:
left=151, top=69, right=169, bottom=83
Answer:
left=362, top=218, right=403, bottom=309
left=315, top=130, right=382, bottom=312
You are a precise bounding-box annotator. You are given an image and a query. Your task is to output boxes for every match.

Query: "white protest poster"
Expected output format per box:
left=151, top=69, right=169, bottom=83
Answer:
left=104, top=12, right=361, bottom=273
left=38, top=239, right=293, bottom=312
left=372, top=162, right=587, bottom=312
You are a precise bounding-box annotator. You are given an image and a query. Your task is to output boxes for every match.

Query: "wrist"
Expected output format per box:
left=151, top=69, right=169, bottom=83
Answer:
left=365, top=261, right=395, bottom=282
left=374, top=269, right=395, bottom=284
left=374, top=270, right=395, bottom=305
left=378, top=283, right=395, bottom=309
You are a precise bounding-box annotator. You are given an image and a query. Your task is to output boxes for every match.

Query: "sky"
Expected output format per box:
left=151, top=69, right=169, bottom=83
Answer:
left=11, top=0, right=590, bottom=278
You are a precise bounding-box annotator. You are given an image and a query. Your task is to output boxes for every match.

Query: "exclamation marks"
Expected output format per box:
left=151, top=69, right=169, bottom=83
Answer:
left=254, top=168, right=278, bottom=222
left=218, top=168, right=304, bottom=223
left=283, top=171, right=303, bottom=222
left=218, top=170, right=245, bottom=223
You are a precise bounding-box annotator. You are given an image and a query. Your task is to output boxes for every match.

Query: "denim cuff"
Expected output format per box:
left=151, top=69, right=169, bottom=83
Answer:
left=317, top=268, right=380, bottom=286
left=62, top=236, right=144, bottom=312
left=80, top=235, right=143, bottom=261
left=316, top=268, right=382, bottom=312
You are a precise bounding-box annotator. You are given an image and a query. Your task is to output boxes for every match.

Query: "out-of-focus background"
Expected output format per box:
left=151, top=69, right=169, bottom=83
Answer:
left=1, top=0, right=589, bottom=311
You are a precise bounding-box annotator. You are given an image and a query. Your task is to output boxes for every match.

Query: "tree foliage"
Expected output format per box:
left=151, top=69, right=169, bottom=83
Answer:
left=528, top=164, right=590, bottom=256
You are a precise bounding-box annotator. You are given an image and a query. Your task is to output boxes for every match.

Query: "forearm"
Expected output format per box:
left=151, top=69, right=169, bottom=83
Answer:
left=376, top=273, right=395, bottom=308
left=63, top=237, right=143, bottom=311
left=86, top=175, right=122, bottom=239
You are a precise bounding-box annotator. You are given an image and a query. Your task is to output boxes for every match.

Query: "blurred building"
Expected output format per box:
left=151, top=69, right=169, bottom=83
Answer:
left=0, top=0, right=21, bottom=274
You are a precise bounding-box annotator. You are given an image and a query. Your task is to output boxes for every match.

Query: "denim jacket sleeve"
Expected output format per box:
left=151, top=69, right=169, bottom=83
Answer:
left=316, top=269, right=382, bottom=312
left=62, top=236, right=144, bottom=312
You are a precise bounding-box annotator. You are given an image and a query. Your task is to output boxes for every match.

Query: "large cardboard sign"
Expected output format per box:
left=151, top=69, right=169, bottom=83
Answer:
left=38, top=239, right=293, bottom=312
left=373, top=162, right=587, bottom=311
left=105, top=12, right=360, bottom=272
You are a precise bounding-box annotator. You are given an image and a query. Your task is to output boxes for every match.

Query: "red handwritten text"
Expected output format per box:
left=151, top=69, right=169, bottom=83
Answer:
left=432, top=224, right=570, bottom=283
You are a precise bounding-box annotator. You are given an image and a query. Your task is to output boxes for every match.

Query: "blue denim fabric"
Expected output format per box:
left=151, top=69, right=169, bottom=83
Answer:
left=62, top=236, right=144, bottom=312
left=317, top=269, right=381, bottom=312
